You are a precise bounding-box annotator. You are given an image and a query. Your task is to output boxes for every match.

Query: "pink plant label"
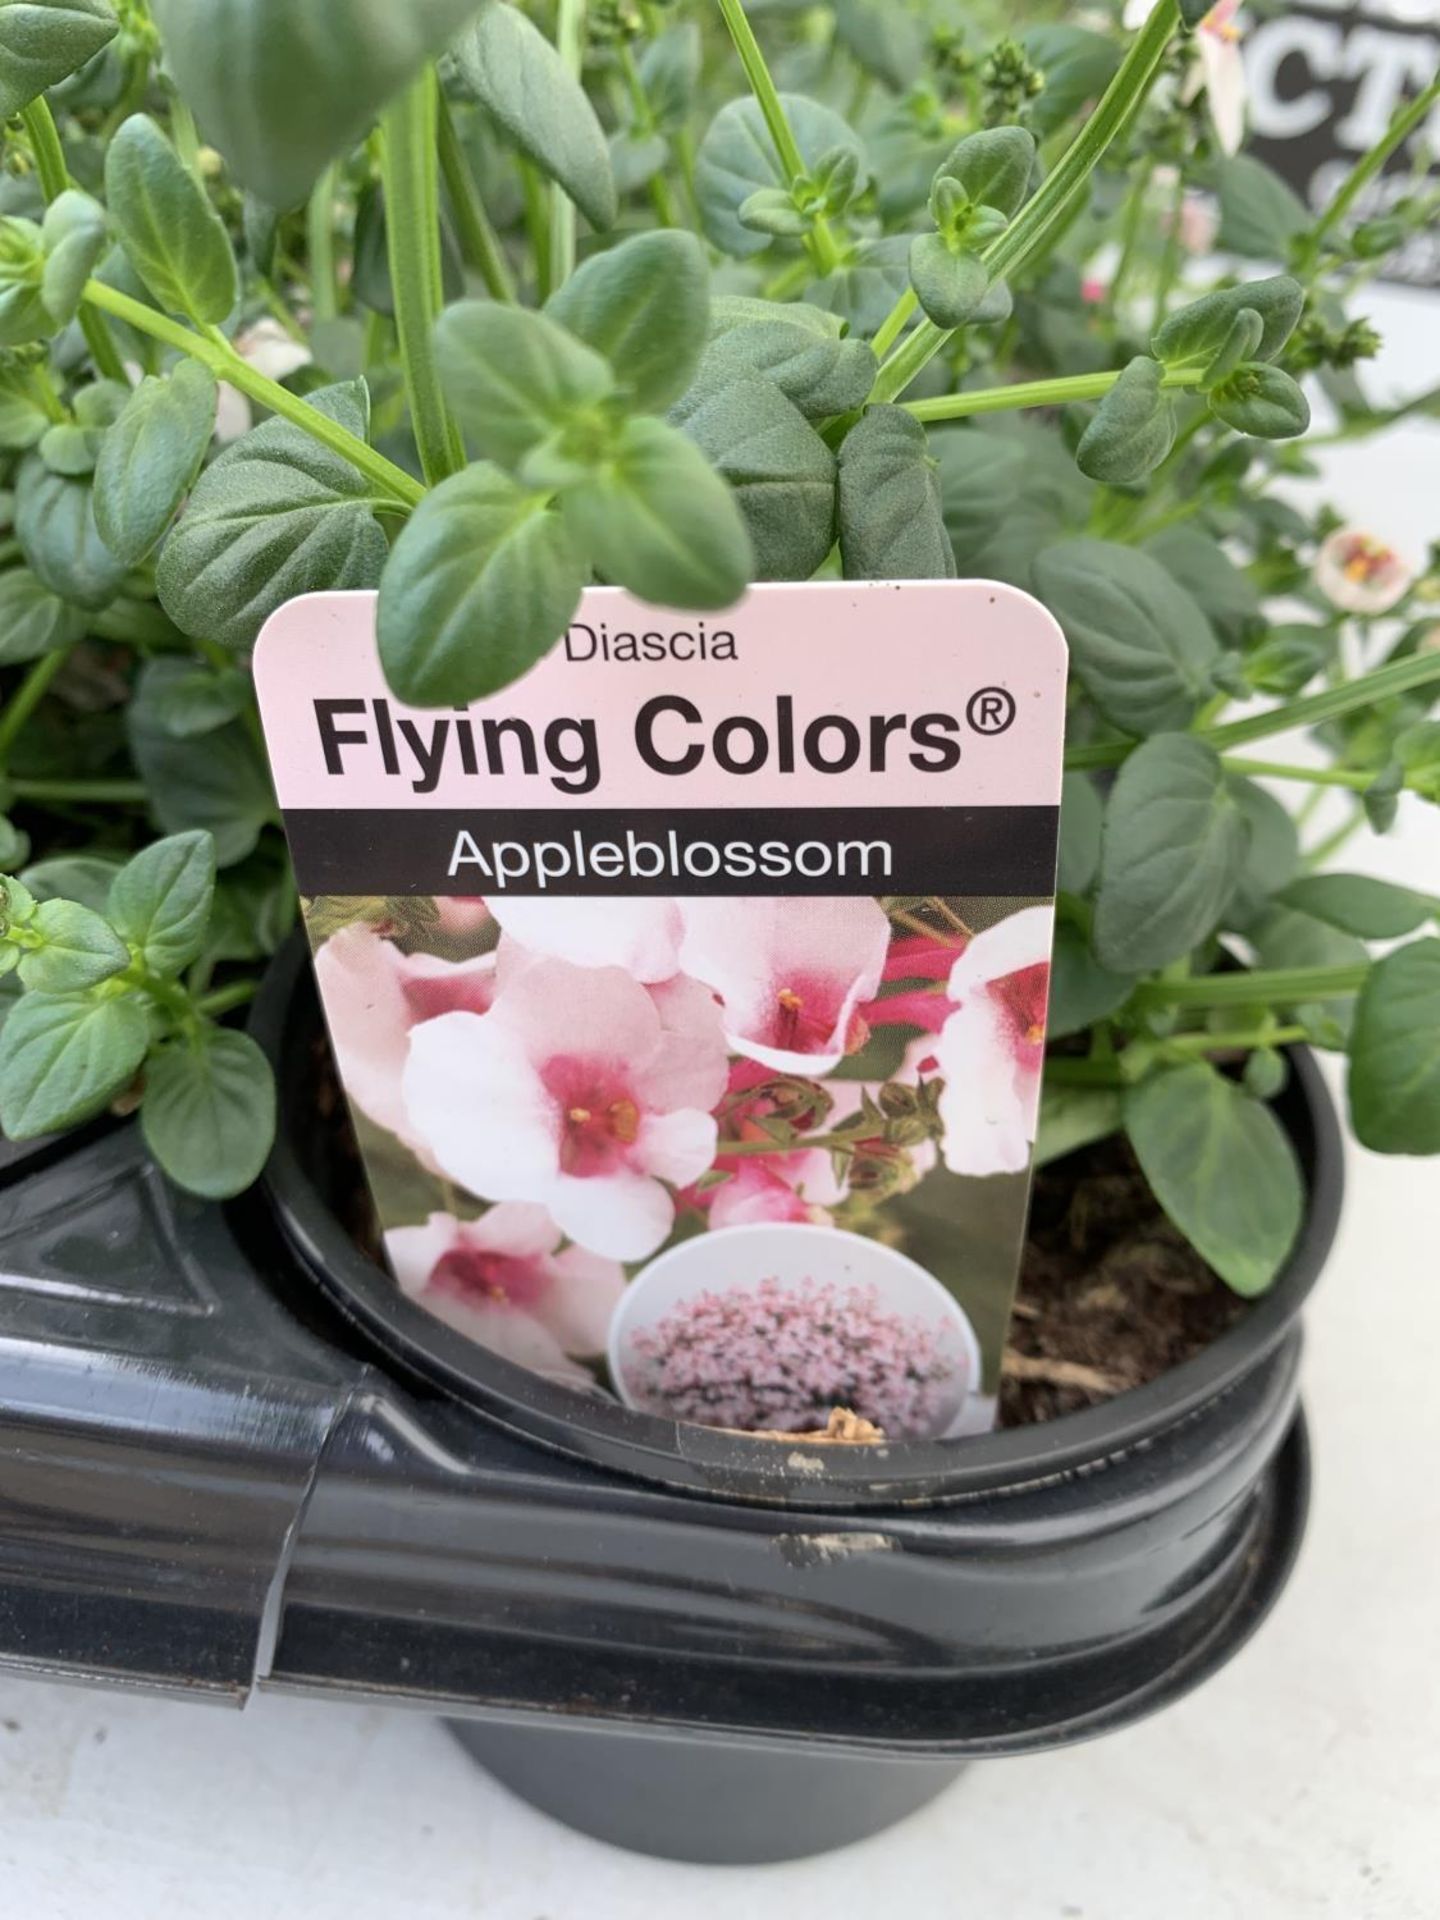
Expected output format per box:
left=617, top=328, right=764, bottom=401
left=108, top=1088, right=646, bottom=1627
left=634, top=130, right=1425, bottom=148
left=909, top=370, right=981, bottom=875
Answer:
left=254, top=582, right=1068, bottom=1445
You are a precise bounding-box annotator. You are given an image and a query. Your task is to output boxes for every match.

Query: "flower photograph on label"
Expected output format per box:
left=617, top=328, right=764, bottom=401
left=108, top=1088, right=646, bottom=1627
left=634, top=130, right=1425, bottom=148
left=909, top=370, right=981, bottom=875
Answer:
left=304, top=888, right=1053, bottom=1440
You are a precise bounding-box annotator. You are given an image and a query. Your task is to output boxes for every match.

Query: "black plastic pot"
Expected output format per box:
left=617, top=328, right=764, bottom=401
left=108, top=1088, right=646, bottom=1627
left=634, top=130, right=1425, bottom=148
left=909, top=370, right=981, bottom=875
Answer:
left=241, top=941, right=1342, bottom=1860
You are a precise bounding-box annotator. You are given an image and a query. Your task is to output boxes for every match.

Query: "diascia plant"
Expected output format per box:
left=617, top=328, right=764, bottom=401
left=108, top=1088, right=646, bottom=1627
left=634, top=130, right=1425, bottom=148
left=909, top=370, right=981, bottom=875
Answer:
left=0, top=0, right=1436, bottom=1298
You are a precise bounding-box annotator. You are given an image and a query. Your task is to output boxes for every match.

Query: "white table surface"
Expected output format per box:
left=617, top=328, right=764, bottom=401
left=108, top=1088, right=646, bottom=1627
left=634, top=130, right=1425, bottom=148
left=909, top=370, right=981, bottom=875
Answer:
left=3, top=285, right=1439, bottom=1920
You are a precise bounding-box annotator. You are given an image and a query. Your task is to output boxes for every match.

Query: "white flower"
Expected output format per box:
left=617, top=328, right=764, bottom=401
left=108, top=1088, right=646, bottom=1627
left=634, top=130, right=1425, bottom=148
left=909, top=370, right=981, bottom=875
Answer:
left=934, top=906, right=1054, bottom=1178
left=214, top=318, right=315, bottom=443
left=1316, top=529, right=1416, bottom=616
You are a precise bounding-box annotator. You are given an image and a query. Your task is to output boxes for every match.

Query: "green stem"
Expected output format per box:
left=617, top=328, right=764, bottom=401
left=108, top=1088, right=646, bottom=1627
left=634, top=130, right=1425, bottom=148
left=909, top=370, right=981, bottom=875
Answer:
left=1160, top=1024, right=1310, bottom=1055
left=195, top=978, right=261, bottom=1019
left=518, top=159, right=553, bottom=300
left=905, top=364, right=1202, bottom=423
left=1220, top=756, right=1381, bottom=791
left=9, top=778, right=149, bottom=805
left=714, top=0, right=844, bottom=272
left=1065, top=649, right=1440, bottom=772
left=870, top=287, right=917, bottom=360
left=616, top=41, right=681, bottom=228
left=1302, top=76, right=1440, bottom=273
left=1303, top=810, right=1366, bottom=872
left=1134, top=964, right=1369, bottom=1012
left=81, top=278, right=425, bottom=507
left=719, top=1129, right=865, bottom=1159
left=306, top=162, right=341, bottom=324
left=1149, top=162, right=1185, bottom=336
left=1106, top=156, right=1154, bottom=315
left=870, top=0, right=1180, bottom=404
left=20, top=97, right=68, bottom=199
left=380, top=72, right=465, bottom=486
left=436, top=91, right=517, bottom=303
left=19, top=98, right=129, bottom=381
left=549, top=0, right=587, bottom=290
left=0, top=649, right=71, bottom=762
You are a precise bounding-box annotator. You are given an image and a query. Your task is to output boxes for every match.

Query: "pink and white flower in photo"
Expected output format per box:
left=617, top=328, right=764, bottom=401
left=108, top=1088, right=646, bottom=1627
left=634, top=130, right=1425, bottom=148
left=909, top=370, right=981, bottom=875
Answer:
left=386, top=1204, right=623, bottom=1386
left=677, top=896, right=889, bottom=1074
left=403, top=956, right=728, bottom=1260
left=1125, top=0, right=1247, bottom=155
left=935, top=906, right=1053, bottom=1177
left=484, top=895, right=682, bottom=982
left=1316, top=529, right=1416, bottom=616
left=314, top=923, right=497, bottom=1153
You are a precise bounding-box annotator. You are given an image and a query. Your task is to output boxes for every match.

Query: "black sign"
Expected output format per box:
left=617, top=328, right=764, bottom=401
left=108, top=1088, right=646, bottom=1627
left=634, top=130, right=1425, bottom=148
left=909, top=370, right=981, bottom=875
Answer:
left=1244, top=2, right=1440, bottom=288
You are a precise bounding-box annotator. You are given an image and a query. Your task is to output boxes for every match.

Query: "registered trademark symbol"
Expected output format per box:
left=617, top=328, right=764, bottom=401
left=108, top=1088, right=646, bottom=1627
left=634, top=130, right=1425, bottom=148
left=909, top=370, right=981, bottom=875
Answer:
left=967, top=686, right=1016, bottom=735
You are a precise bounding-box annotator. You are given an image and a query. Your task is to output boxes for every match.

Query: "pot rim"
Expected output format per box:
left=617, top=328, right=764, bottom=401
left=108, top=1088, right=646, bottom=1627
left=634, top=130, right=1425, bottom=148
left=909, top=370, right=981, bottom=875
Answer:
left=253, top=935, right=1343, bottom=1508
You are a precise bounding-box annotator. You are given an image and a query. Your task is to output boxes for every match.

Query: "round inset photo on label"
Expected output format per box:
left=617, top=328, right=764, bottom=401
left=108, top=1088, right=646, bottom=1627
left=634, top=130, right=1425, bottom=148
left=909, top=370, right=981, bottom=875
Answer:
left=608, top=1223, right=982, bottom=1441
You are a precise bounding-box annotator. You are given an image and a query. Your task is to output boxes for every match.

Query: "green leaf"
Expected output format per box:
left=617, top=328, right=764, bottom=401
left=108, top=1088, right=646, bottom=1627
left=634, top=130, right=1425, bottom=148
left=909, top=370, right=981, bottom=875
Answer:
left=128, top=682, right=274, bottom=868
left=670, top=370, right=834, bottom=582
left=1093, top=734, right=1249, bottom=972
left=1152, top=274, right=1304, bottom=370
left=807, top=234, right=910, bottom=336
left=14, top=456, right=129, bottom=611
left=837, top=405, right=954, bottom=581
left=833, top=0, right=922, bottom=91
left=1226, top=775, right=1300, bottom=928
left=546, top=230, right=708, bottom=416
left=0, top=990, right=148, bottom=1138
left=1249, top=905, right=1367, bottom=1040
left=1144, top=526, right=1261, bottom=644
left=0, top=566, right=85, bottom=664
left=93, top=360, right=218, bottom=564
left=932, top=428, right=1027, bottom=570
left=378, top=463, right=585, bottom=706
left=562, top=415, right=751, bottom=609
left=1034, top=540, right=1219, bottom=736
left=1126, top=1061, right=1303, bottom=1296
left=1216, top=155, right=1309, bottom=262
left=1057, top=771, right=1103, bottom=895
left=638, top=21, right=699, bottom=128
left=141, top=1026, right=276, bottom=1198
left=454, top=0, right=616, bottom=232
left=39, top=189, right=106, bottom=326
left=435, top=300, right=614, bottom=468
left=104, top=114, right=238, bottom=324
left=1035, top=1081, right=1124, bottom=1168
left=0, top=368, right=50, bottom=450
left=1020, top=25, right=1120, bottom=138
left=21, top=854, right=122, bottom=913
left=703, top=299, right=875, bottom=420
left=137, top=654, right=251, bottom=738
left=1076, top=356, right=1176, bottom=483
left=695, top=94, right=866, bottom=258
left=1244, top=624, right=1331, bottom=697
left=107, top=829, right=216, bottom=977
left=157, top=383, right=388, bottom=651
left=1208, top=363, right=1311, bottom=439
left=930, top=125, right=1035, bottom=221
left=908, top=235, right=990, bottom=330
left=0, top=0, right=118, bottom=120
left=1398, top=723, right=1440, bottom=802
left=19, top=898, right=128, bottom=993
left=1048, top=920, right=1135, bottom=1038
left=149, top=0, right=486, bottom=210
left=1280, top=873, right=1440, bottom=940
left=0, top=817, right=29, bottom=869
left=1349, top=940, right=1440, bottom=1154
left=1198, top=307, right=1263, bottom=390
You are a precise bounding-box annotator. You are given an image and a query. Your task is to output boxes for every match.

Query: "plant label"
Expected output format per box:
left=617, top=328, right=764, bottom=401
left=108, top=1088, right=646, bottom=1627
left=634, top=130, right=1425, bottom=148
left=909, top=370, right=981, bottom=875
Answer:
left=254, top=582, right=1067, bottom=1444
